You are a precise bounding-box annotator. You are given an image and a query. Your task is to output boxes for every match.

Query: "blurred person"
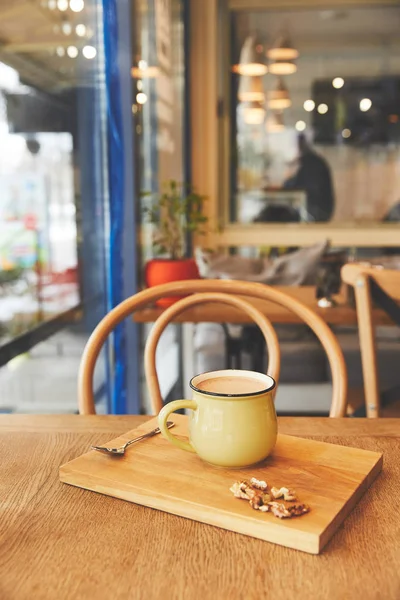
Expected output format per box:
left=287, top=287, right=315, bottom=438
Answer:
left=283, top=133, right=335, bottom=222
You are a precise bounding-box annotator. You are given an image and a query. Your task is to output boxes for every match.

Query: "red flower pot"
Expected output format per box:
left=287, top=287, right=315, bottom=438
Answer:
left=145, top=258, right=200, bottom=307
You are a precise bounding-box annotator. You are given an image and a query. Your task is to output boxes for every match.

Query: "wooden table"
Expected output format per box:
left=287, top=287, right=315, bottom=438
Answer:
left=133, top=286, right=391, bottom=325
left=1, top=415, right=399, bottom=600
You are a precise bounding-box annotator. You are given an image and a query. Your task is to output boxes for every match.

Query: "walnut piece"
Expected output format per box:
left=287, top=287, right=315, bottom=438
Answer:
left=229, top=481, right=253, bottom=500
left=287, top=504, right=310, bottom=517
left=268, top=501, right=310, bottom=519
left=249, top=494, right=264, bottom=510
left=230, top=480, right=271, bottom=501
left=268, top=501, right=291, bottom=518
left=250, top=477, right=268, bottom=491
left=270, top=487, right=297, bottom=502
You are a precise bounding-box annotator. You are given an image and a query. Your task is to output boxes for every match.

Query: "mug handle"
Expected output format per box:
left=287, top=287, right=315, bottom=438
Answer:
left=158, top=400, right=197, bottom=453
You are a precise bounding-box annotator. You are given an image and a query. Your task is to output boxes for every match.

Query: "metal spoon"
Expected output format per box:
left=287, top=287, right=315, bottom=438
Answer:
left=91, top=421, right=174, bottom=456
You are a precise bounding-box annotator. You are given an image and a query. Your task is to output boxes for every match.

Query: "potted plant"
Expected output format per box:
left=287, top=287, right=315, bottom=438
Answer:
left=142, top=180, right=208, bottom=306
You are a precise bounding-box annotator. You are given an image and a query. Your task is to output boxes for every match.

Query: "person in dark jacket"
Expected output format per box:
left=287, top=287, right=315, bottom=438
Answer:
left=283, top=134, right=335, bottom=222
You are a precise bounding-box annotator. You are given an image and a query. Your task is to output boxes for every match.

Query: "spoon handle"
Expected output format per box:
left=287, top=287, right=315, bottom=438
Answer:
left=124, top=421, right=174, bottom=449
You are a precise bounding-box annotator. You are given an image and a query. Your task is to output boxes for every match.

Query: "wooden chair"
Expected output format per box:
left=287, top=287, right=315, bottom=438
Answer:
left=78, top=279, right=348, bottom=416
left=342, top=263, right=400, bottom=417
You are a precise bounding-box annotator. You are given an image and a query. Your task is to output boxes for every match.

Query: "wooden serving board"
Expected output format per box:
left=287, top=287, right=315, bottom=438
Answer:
left=59, top=415, right=382, bottom=554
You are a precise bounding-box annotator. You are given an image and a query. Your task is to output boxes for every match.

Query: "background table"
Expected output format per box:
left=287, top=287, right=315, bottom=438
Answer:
left=133, top=286, right=390, bottom=325
left=133, top=286, right=390, bottom=400
left=1, top=415, right=399, bottom=600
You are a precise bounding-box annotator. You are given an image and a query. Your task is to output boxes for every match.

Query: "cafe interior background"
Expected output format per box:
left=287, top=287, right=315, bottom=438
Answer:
left=0, top=0, right=399, bottom=416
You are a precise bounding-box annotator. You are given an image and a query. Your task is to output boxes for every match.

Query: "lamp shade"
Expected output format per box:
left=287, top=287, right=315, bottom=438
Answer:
left=131, top=60, right=159, bottom=78
left=268, top=60, right=297, bottom=75
left=238, top=75, right=265, bottom=102
left=267, top=35, right=299, bottom=61
left=233, top=36, right=268, bottom=76
left=268, top=78, right=291, bottom=110
left=243, top=101, right=266, bottom=125
left=266, top=111, right=284, bottom=132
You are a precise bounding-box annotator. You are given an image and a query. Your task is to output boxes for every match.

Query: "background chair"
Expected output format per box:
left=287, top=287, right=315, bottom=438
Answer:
left=78, top=279, right=347, bottom=416
left=342, top=263, right=400, bottom=417
left=144, top=293, right=280, bottom=411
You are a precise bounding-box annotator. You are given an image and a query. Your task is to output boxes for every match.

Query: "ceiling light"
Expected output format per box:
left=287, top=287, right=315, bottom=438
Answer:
left=317, top=103, right=328, bottom=114
left=267, top=78, right=291, bottom=110
left=360, top=98, right=372, bottom=112
left=47, top=0, right=57, bottom=8
left=243, top=101, right=266, bottom=125
left=267, top=35, right=299, bottom=61
left=67, top=45, right=78, bottom=58
left=131, top=61, right=159, bottom=78
left=75, top=24, right=86, bottom=37
left=332, top=77, right=344, bottom=89
left=136, top=92, right=147, bottom=105
left=342, top=128, right=351, bottom=138
left=233, top=36, right=268, bottom=76
left=69, top=0, right=84, bottom=12
left=266, top=111, right=284, bottom=132
left=268, top=60, right=297, bottom=75
left=57, top=0, right=68, bottom=10
left=61, top=22, right=72, bottom=35
left=82, top=45, right=96, bottom=59
left=238, top=75, right=265, bottom=102
left=303, top=99, right=315, bottom=112
left=295, top=120, right=306, bottom=132
left=56, top=46, right=65, bottom=57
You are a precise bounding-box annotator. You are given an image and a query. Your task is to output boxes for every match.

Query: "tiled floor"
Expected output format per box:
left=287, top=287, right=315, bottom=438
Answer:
left=0, top=328, right=107, bottom=414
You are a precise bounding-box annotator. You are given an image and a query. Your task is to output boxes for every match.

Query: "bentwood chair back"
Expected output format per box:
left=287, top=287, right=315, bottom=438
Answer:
left=342, top=263, right=400, bottom=417
left=78, top=279, right=347, bottom=416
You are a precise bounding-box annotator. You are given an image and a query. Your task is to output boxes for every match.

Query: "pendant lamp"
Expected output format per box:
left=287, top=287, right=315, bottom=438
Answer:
left=269, top=60, right=297, bottom=75
left=233, top=36, right=267, bottom=76
left=267, top=34, right=299, bottom=61
left=266, top=111, right=284, bottom=132
left=243, top=101, right=266, bottom=125
left=268, top=78, right=291, bottom=110
left=238, top=75, right=265, bottom=102
left=131, top=59, right=159, bottom=78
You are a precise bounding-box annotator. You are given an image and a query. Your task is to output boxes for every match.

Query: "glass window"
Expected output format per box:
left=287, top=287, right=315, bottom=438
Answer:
left=226, top=4, right=400, bottom=225
left=132, top=0, right=189, bottom=411
left=0, top=0, right=109, bottom=413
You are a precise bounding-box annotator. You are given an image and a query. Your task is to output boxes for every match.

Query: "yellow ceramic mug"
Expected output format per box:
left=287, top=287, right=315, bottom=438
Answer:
left=157, top=369, right=277, bottom=468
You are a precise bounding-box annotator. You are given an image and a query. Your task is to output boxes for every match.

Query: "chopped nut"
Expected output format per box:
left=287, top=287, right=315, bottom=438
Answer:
left=250, top=477, right=268, bottom=491
left=230, top=478, right=307, bottom=519
left=230, top=481, right=257, bottom=500
left=283, top=489, right=297, bottom=502
left=270, top=487, right=282, bottom=499
left=230, top=479, right=269, bottom=499
left=287, top=504, right=310, bottom=517
left=241, top=483, right=257, bottom=499
left=268, top=501, right=310, bottom=519
left=249, top=494, right=264, bottom=510
left=270, top=487, right=297, bottom=501
left=268, top=501, right=292, bottom=519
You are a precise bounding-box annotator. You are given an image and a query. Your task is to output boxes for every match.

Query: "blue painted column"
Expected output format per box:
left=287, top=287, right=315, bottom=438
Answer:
left=103, top=0, right=140, bottom=413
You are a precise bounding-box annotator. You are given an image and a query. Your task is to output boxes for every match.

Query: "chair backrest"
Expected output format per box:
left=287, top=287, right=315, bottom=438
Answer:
left=144, top=292, right=280, bottom=411
left=342, top=263, right=400, bottom=417
left=78, top=279, right=347, bottom=417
